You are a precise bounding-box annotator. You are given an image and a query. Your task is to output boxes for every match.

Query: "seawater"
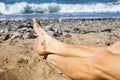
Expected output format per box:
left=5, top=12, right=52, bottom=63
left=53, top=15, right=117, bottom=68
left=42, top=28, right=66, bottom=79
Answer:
left=0, top=0, right=120, bottom=19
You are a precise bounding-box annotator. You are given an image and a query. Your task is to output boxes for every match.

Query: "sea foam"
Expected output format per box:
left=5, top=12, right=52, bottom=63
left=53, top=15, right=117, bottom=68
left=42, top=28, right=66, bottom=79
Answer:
left=0, top=1, right=120, bottom=15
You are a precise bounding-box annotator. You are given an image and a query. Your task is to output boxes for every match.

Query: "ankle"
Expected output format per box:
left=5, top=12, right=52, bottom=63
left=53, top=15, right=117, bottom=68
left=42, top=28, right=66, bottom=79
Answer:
left=46, top=39, right=65, bottom=54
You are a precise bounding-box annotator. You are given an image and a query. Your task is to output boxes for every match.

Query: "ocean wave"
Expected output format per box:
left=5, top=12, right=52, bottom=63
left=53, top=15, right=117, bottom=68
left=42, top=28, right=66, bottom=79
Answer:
left=0, top=2, right=120, bottom=15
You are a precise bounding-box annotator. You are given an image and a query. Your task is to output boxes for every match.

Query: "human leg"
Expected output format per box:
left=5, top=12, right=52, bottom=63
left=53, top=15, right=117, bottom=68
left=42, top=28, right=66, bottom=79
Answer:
left=32, top=18, right=120, bottom=80
left=107, top=41, right=120, bottom=54
left=47, top=54, right=95, bottom=80
left=32, top=18, right=107, bottom=57
left=47, top=50, right=120, bottom=80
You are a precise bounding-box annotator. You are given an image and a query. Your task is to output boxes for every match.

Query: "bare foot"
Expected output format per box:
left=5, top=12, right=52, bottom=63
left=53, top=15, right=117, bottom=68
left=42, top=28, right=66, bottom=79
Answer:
left=33, top=18, right=47, bottom=55
left=32, top=18, right=63, bottom=56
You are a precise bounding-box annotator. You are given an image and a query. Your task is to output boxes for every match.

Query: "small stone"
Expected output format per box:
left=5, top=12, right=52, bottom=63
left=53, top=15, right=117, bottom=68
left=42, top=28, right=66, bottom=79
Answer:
left=0, top=36, right=4, bottom=42
left=4, top=29, right=9, bottom=33
left=10, top=32, right=22, bottom=39
left=3, top=58, right=9, bottom=64
left=45, top=26, right=51, bottom=29
left=23, top=32, right=36, bottom=39
left=74, top=27, right=80, bottom=31
left=47, top=31, right=54, bottom=36
left=53, top=31, right=63, bottom=37
left=96, top=39, right=105, bottom=44
left=4, top=34, right=9, bottom=40
left=49, top=27, right=55, bottom=31
left=0, top=29, right=4, bottom=33
left=18, top=58, right=28, bottom=64
left=101, top=29, right=112, bottom=32
left=26, top=28, right=33, bottom=32
left=4, top=28, right=10, bottom=33
left=64, top=30, right=70, bottom=33
left=0, top=34, right=9, bottom=40
left=21, top=27, right=28, bottom=31
left=58, top=18, right=62, bottom=22
left=2, top=34, right=9, bottom=40
left=64, top=33, right=71, bottom=38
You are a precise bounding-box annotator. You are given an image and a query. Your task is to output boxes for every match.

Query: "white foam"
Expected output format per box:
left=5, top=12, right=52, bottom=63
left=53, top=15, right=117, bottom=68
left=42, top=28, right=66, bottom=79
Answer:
left=0, top=2, right=27, bottom=14
left=0, top=2, right=120, bottom=15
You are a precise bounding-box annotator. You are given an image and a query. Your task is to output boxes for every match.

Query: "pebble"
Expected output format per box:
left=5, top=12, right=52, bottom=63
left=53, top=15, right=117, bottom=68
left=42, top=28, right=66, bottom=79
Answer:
left=0, top=34, right=9, bottom=40
left=21, top=27, right=28, bottom=31
left=10, top=32, right=22, bottom=39
left=4, top=28, right=9, bottom=33
left=64, top=33, right=72, bottom=38
left=23, top=32, right=36, bottom=39
left=96, top=39, right=105, bottom=44
left=47, top=31, right=54, bottom=36
left=53, top=31, right=63, bottom=37
left=64, top=30, right=70, bottom=33
left=18, top=57, right=28, bottom=64
left=0, top=29, right=4, bottom=33
left=73, top=27, right=80, bottom=31
left=49, top=27, right=55, bottom=31
left=45, top=26, right=51, bottom=29
left=0, top=18, right=120, bottom=41
left=26, top=28, right=33, bottom=32
left=0, top=36, right=3, bottom=41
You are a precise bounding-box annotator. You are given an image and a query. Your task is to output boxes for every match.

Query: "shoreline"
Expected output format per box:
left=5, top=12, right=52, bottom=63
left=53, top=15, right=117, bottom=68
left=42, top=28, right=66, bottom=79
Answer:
left=1, top=12, right=120, bottom=20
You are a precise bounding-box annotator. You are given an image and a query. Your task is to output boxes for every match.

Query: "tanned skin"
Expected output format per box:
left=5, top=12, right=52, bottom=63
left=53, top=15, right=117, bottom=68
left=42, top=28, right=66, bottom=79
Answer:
left=33, top=18, right=120, bottom=80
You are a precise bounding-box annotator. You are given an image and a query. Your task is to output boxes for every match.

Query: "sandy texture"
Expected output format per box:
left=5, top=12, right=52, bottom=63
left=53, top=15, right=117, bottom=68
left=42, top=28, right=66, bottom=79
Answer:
left=0, top=39, right=71, bottom=80
left=0, top=18, right=120, bottom=80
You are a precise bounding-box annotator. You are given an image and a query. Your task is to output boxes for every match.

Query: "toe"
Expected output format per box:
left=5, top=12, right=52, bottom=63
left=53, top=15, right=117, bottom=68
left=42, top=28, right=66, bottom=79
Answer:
left=32, top=18, right=36, bottom=23
left=32, top=18, right=42, bottom=36
left=32, top=18, right=39, bottom=24
left=32, top=18, right=47, bottom=36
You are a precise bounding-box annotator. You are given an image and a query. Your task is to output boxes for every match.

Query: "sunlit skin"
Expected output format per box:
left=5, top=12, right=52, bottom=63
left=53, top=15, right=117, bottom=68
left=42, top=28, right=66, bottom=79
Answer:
left=33, top=18, right=120, bottom=80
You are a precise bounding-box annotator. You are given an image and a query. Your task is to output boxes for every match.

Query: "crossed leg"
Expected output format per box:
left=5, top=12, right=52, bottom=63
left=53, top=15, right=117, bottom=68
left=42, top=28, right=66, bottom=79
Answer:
left=33, top=18, right=108, bottom=57
left=32, top=18, right=120, bottom=80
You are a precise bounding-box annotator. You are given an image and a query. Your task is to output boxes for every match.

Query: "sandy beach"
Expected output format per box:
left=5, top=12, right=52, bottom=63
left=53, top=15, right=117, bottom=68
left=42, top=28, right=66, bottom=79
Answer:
left=0, top=18, right=120, bottom=80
